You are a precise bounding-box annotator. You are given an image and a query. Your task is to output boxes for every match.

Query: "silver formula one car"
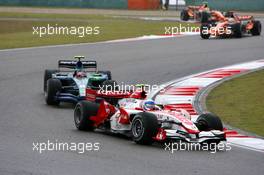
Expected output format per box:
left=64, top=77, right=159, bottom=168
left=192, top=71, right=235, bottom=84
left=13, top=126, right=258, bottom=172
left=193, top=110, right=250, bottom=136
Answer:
left=44, top=56, right=112, bottom=105
left=74, top=93, right=226, bottom=145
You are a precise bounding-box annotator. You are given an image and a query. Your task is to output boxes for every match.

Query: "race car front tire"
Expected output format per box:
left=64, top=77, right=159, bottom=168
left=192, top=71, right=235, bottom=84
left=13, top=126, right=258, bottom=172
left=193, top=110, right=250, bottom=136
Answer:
left=131, top=112, right=159, bottom=145
left=251, top=20, right=261, bottom=36
left=45, top=78, right=61, bottom=105
left=200, top=24, right=211, bottom=39
left=74, top=101, right=99, bottom=131
left=44, top=69, right=58, bottom=92
left=232, top=23, right=242, bottom=38
left=196, top=113, right=223, bottom=131
left=180, top=9, right=189, bottom=21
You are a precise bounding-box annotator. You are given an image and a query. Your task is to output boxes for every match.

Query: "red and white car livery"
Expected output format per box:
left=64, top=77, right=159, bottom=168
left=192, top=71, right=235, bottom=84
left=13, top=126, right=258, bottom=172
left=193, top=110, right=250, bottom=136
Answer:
left=74, top=94, right=226, bottom=145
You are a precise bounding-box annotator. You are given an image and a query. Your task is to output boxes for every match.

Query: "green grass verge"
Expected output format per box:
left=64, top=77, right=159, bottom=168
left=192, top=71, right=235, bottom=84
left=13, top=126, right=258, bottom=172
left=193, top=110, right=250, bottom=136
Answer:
left=206, top=69, right=264, bottom=136
left=0, top=12, right=198, bottom=49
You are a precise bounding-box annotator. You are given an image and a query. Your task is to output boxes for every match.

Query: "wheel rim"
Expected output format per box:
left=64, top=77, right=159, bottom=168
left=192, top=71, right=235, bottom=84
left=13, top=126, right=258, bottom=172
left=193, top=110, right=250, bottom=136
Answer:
left=74, top=106, right=82, bottom=126
left=132, top=119, right=144, bottom=138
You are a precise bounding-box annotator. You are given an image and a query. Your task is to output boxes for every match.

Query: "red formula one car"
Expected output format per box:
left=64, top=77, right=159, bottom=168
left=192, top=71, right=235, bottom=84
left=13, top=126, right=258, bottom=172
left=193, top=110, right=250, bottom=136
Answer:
left=180, top=2, right=210, bottom=22
left=200, top=11, right=262, bottom=39
left=74, top=88, right=226, bottom=145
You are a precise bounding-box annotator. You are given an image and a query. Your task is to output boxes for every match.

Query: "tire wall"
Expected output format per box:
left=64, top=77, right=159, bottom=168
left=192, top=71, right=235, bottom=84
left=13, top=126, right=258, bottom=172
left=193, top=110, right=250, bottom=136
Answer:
left=185, top=0, right=264, bottom=11
left=0, top=0, right=128, bottom=9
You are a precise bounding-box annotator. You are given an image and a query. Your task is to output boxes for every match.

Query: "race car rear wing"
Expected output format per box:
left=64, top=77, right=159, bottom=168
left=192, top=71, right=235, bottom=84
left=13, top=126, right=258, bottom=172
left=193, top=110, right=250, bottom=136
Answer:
left=58, top=60, right=97, bottom=69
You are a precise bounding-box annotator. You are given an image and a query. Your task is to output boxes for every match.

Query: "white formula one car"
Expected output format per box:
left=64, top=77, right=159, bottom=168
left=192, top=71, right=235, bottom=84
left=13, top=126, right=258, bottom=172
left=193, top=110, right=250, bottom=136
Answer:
left=74, top=91, right=226, bottom=145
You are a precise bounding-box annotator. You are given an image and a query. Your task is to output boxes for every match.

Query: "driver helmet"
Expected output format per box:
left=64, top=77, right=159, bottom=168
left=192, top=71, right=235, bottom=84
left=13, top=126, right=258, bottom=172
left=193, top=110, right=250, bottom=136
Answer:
left=75, top=71, right=86, bottom=79
left=142, top=99, right=156, bottom=111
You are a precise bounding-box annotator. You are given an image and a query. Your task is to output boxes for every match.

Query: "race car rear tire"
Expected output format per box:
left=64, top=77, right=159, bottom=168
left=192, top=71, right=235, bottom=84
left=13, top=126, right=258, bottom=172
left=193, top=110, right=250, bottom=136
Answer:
left=98, top=70, right=112, bottom=80
left=196, top=113, right=223, bottom=131
left=232, top=23, right=242, bottom=38
left=180, top=9, right=189, bottom=21
left=131, top=112, right=159, bottom=145
left=45, top=78, right=62, bottom=105
left=200, top=24, right=211, bottom=39
left=74, top=101, right=99, bottom=131
left=44, top=69, right=58, bottom=92
left=251, top=20, right=261, bottom=36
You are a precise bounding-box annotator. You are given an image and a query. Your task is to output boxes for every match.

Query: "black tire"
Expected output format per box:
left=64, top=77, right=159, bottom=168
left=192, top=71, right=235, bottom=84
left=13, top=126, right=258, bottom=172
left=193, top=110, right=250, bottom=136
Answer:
left=180, top=9, right=189, bottom=21
left=232, top=23, right=242, bottom=38
left=200, top=11, right=210, bottom=23
left=101, top=80, right=119, bottom=91
left=251, top=20, right=261, bottom=36
left=196, top=113, right=223, bottom=131
left=44, top=69, right=58, bottom=92
left=131, top=112, right=159, bottom=145
left=74, top=101, right=99, bottom=131
left=98, top=70, right=112, bottom=80
left=45, top=78, right=61, bottom=105
left=200, top=23, right=211, bottom=39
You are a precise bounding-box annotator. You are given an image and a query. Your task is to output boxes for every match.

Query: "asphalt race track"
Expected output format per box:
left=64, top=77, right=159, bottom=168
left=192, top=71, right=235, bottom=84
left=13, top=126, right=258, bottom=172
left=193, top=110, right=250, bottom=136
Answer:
left=1, top=34, right=264, bottom=175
